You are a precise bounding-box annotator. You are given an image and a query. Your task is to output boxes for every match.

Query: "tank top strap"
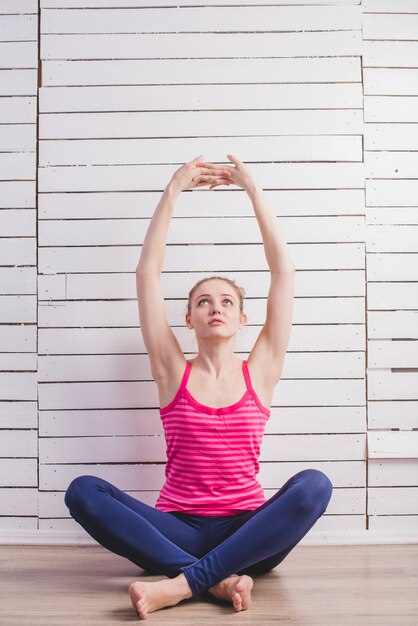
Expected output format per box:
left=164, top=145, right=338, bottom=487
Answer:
left=242, top=359, right=253, bottom=393
left=181, top=360, right=192, bottom=390
left=242, top=360, right=270, bottom=417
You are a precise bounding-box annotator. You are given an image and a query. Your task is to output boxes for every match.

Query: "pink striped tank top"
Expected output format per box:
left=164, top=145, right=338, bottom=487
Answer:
left=155, top=359, right=271, bottom=516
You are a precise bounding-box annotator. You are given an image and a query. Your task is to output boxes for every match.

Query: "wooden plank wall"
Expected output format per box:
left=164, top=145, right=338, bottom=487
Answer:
left=363, top=0, right=418, bottom=532
left=0, top=0, right=416, bottom=539
left=0, top=0, right=39, bottom=529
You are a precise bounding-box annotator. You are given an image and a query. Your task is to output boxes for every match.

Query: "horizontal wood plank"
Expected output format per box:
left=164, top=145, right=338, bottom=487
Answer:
left=365, top=96, right=418, bottom=122
left=39, top=163, right=365, bottom=192
left=368, top=432, right=418, bottom=460
left=0, top=182, right=36, bottom=208
left=37, top=297, right=364, bottom=327
left=37, top=324, right=365, bottom=355
left=0, top=124, right=36, bottom=151
left=37, top=352, right=365, bottom=383
left=363, top=13, right=418, bottom=40
left=0, top=296, right=37, bottom=324
left=368, top=340, right=418, bottom=368
left=368, top=311, right=418, bottom=339
left=38, top=269, right=365, bottom=301
left=365, top=123, right=418, bottom=150
left=41, top=30, right=361, bottom=60
left=0, top=69, right=37, bottom=96
left=40, top=135, right=362, bottom=165
left=0, top=15, right=37, bottom=41
left=0, top=459, right=37, bottom=487
left=40, top=110, right=363, bottom=139
left=368, top=400, right=418, bottom=430
left=39, top=460, right=364, bottom=491
left=368, top=372, right=418, bottom=401
left=363, top=40, right=418, bottom=67
left=368, top=487, right=418, bottom=515
left=367, top=253, right=418, bottom=280
left=41, top=6, right=361, bottom=34
left=0, top=373, right=37, bottom=401
left=366, top=180, right=418, bottom=207
left=38, top=406, right=365, bottom=437
left=0, top=489, right=37, bottom=516
left=368, top=283, right=418, bottom=309
left=42, top=57, right=361, bottom=87
left=38, top=378, right=365, bottom=411
left=38, top=216, right=365, bottom=246
left=0, top=401, right=37, bottom=429
left=38, top=189, right=365, bottom=219
left=366, top=225, right=418, bottom=252
left=364, top=68, right=418, bottom=95
left=369, top=459, right=418, bottom=487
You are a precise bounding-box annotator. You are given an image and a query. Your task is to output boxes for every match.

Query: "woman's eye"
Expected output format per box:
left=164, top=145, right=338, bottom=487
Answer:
left=198, top=298, right=232, bottom=305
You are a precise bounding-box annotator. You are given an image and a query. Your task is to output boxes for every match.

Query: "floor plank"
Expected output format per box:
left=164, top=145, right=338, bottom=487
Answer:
left=1, top=544, right=418, bottom=625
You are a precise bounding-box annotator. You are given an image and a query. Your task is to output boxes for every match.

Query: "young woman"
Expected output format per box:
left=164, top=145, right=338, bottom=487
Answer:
left=64, top=155, right=333, bottom=620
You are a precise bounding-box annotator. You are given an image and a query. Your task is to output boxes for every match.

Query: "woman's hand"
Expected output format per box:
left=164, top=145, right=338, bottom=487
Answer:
left=210, top=155, right=261, bottom=194
left=167, top=155, right=232, bottom=193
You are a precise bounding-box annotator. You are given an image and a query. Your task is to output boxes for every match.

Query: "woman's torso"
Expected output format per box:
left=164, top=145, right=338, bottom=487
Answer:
left=155, top=358, right=271, bottom=515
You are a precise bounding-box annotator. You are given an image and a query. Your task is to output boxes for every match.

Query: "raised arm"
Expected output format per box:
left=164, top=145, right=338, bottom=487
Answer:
left=136, top=156, right=232, bottom=381
left=195, top=154, right=295, bottom=385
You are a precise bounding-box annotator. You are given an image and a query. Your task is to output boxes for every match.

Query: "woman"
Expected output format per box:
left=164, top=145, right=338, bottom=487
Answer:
left=64, top=155, right=333, bottom=619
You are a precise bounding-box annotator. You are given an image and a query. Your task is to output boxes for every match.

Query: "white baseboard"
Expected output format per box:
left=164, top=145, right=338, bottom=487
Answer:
left=0, top=529, right=417, bottom=546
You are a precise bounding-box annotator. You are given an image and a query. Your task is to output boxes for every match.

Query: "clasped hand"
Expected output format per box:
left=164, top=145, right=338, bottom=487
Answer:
left=168, top=155, right=259, bottom=194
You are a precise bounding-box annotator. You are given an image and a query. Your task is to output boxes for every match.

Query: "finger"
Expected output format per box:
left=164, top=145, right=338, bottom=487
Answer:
left=209, top=179, right=233, bottom=189
left=189, top=155, right=205, bottom=167
left=192, top=172, right=231, bottom=182
left=227, top=154, right=242, bottom=166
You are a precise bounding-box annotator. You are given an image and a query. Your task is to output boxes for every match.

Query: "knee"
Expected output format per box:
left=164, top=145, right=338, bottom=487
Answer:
left=64, top=474, right=102, bottom=515
left=293, top=469, right=333, bottom=516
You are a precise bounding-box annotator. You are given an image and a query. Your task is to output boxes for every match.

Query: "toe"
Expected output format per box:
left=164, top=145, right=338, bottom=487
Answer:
left=232, top=592, right=243, bottom=612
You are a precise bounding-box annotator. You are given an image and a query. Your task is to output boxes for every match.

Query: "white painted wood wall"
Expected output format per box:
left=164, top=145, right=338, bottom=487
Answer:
left=0, top=0, right=417, bottom=541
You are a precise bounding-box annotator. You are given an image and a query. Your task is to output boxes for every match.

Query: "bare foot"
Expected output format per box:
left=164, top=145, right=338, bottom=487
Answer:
left=209, top=574, right=254, bottom=611
left=129, top=573, right=192, bottom=619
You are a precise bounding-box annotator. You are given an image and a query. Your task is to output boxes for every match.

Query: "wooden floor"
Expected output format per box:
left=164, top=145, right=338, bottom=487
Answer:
left=1, top=544, right=418, bottom=625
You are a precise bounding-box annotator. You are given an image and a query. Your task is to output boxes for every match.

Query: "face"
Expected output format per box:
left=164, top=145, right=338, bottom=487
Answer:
left=185, top=280, right=246, bottom=337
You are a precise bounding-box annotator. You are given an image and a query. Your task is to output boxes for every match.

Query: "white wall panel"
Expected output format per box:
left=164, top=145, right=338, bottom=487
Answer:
left=38, top=189, right=364, bottom=219
left=363, top=41, right=418, bottom=67
left=363, top=13, right=418, bottom=40
left=364, top=97, right=418, bottom=123
left=0, top=490, right=38, bottom=516
left=39, top=83, right=363, bottom=112
left=0, top=15, right=37, bottom=41
left=42, top=58, right=361, bottom=86
left=40, top=135, right=362, bottom=165
left=41, top=6, right=361, bottom=34
left=41, top=31, right=361, bottom=60
left=369, top=401, right=418, bottom=430
left=361, top=1, right=417, bottom=532
left=41, top=1, right=361, bottom=7
left=0, top=0, right=39, bottom=529
left=40, top=110, right=363, bottom=138
left=2, top=0, right=416, bottom=541
left=365, top=124, right=418, bottom=150
left=0, top=69, right=38, bottom=95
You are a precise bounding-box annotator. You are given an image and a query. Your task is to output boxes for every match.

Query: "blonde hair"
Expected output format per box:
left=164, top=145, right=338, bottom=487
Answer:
left=186, top=276, right=246, bottom=317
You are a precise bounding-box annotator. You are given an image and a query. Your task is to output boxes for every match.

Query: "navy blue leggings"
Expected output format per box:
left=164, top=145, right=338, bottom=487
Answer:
left=64, top=469, right=332, bottom=596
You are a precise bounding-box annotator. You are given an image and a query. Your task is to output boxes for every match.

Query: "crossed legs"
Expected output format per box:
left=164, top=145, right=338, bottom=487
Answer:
left=65, top=469, right=332, bottom=618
